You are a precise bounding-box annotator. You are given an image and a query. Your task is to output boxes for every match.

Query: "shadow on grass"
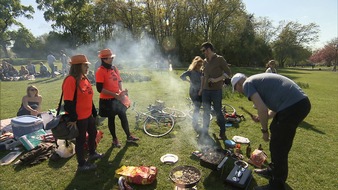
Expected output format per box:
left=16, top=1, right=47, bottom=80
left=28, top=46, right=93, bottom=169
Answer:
left=47, top=155, right=73, bottom=169
left=28, top=76, right=63, bottom=84
left=63, top=141, right=157, bottom=190
left=299, top=121, right=325, bottom=135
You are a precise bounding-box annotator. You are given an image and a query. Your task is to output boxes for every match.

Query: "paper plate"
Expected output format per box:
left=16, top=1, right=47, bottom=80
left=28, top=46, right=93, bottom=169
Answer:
left=232, top=136, right=250, bottom=144
left=160, top=154, right=178, bottom=164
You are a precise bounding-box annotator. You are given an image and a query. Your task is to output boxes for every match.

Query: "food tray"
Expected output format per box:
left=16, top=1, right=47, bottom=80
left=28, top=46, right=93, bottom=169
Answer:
left=0, top=151, right=22, bottom=166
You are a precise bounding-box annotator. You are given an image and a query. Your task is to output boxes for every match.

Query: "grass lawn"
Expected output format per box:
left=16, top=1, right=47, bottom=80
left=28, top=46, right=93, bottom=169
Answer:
left=0, top=67, right=337, bottom=190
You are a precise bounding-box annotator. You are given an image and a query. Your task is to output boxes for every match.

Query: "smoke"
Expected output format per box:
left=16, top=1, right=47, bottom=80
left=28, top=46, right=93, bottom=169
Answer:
left=64, top=28, right=207, bottom=147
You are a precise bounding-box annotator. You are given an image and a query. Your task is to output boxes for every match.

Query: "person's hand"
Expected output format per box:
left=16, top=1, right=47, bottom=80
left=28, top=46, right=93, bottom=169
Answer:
left=67, top=121, right=77, bottom=128
left=251, top=115, right=260, bottom=122
left=30, top=110, right=39, bottom=116
left=262, top=132, right=270, bottom=142
left=120, top=89, right=128, bottom=96
left=208, top=78, right=216, bottom=83
left=198, top=89, right=202, bottom=96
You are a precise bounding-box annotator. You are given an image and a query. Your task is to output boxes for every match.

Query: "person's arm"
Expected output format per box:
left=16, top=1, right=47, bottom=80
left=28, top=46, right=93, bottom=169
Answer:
left=199, top=75, right=204, bottom=96
left=250, top=92, right=270, bottom=142
left=92, top=101, right=97, bottom=117
left=22, top=96, right=38, bottom=114
left=180, top=70, right=190, bottom=82
left=209, top=75, right=226, bottom=83
left=118, top=81, right=123, bottom=91
left=97, top=85, right=121, bottom=100
left=37, top=96, right=42, bottom=112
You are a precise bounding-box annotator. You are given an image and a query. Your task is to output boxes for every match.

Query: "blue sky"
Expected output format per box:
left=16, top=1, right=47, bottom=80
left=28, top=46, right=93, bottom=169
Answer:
left=17, top=0, right=337, bottom=49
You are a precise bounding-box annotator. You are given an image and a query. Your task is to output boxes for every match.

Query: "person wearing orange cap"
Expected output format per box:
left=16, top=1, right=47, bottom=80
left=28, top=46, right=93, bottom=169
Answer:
left=62, top=54, right=104, bottom=172
left=95, top=49, right=139, bottom=148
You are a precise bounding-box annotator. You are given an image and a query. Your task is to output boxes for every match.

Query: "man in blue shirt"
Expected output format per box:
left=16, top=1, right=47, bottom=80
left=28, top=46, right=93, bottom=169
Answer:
left=231, top=73, right=311, bottom=190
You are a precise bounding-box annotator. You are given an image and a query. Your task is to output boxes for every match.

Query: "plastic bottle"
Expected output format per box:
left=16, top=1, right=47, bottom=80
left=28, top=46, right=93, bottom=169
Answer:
left=246, top=143, right=252, bottom=158
left=258, top=144, right=263, bottom=151
left=235, top=144, right=241, bottom=154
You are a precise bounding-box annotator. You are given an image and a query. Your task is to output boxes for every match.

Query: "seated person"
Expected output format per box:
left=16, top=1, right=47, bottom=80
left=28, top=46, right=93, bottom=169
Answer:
left=6, top=64, right=19, bottom=77
left=17, top=85, right=42, bottom=116
left=19, top=66, right=29, bottom=78
left=37, top=62, right=50, bottom=77
left=26, top=62, right=36, bottom=75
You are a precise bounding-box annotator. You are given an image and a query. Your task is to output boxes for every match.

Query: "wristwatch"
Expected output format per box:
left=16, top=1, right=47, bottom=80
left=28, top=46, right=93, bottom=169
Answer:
left=261, top=128, right=269, bottom=133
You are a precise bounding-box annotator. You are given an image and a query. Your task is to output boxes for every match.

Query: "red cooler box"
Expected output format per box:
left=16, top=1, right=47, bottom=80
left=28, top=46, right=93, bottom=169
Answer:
left=11, top=115, right=44, bottom=139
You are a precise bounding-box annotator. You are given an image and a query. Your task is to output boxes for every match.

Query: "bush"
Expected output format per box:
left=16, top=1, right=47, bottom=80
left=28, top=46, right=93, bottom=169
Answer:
left=120, top=72, right=151, bottom=82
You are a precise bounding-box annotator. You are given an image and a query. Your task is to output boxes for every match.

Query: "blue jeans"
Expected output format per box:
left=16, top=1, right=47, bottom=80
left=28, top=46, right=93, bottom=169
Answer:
left=202, top=89, right=226, bottom=135
left=190, top=89, right=202, bottom=133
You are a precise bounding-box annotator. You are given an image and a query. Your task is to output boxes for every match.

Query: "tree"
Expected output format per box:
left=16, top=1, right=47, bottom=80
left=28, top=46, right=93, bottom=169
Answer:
left=11, top=28, right=36, bottom=58
left=0, top=0, right=34, bottom=58
left=36, top=0, right=96, bottom=47
left=309, top=38, right=338, bottom=66
left=273, top=21, right=319, bottom=67
left=253, top=17, right=276, bottom=45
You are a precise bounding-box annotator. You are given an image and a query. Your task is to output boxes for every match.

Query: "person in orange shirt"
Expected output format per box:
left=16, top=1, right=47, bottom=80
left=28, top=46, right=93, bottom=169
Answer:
left=95, top=49, right=139, bottom=148
left=62, top=54, right=103, bottom=172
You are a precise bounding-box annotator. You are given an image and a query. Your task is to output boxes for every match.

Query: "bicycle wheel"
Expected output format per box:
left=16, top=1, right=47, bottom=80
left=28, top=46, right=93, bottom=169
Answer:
left=222, top=104, right=241, bottom=122
left=222, top=104, right=236, bottom=115
left=163, top=107, right=186, bottom=121
left=143, top=114, right=175, bottom=137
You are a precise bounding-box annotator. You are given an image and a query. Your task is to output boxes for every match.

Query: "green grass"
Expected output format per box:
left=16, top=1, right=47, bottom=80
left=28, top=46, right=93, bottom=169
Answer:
left=0, top=68, right=337, bottom=190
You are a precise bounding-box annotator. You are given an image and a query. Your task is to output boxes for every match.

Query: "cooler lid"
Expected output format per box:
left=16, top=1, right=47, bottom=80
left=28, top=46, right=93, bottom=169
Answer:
left=11, top=115, right=42, bottom=125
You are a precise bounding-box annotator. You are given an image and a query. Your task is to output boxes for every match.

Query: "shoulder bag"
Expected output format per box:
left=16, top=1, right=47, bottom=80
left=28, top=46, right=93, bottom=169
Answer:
left=45, top=80, right=79, bottom=140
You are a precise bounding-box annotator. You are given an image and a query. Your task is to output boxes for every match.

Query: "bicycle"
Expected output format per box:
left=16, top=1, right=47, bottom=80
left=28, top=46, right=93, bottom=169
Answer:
left=131, top=101, right=178, bottom=137
left=222, top=103, right=245, bottom=123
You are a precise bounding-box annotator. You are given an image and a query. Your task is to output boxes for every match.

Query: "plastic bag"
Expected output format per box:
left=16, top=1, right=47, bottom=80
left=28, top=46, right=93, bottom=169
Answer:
left=84, top=130, right=103, bottom=150
left=248, top=149, right=267, bottom=168
left=116, top=166, right=157, bottom=185
left=55, top=139, right=75, bottom=158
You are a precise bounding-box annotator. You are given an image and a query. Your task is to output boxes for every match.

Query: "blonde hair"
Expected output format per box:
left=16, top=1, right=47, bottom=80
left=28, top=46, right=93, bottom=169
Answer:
left=188, top=56, right=204, bottom=71
left=26, top=85, right=39, bottom=97
left=266, top=60, right=276, bottom=68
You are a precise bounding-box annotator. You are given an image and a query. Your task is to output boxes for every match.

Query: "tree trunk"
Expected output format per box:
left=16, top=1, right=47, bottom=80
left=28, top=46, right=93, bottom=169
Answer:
left=0, top=42, right=9, bottom=58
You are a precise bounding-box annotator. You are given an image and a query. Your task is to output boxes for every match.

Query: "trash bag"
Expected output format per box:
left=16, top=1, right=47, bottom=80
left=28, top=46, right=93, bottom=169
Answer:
left=55, top=139, right=75, bottom=158
left=248, top=149, right=267, bottom=168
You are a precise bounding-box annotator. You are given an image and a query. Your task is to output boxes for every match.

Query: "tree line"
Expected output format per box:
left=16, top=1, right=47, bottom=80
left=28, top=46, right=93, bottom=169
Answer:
left=2, top=0, right=334, bottom=68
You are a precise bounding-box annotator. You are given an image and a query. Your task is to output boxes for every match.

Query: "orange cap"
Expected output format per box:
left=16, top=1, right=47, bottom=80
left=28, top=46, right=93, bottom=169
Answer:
left=98, top=49, right=116, bottom=58
left=69, top=54, right=91, bottom=65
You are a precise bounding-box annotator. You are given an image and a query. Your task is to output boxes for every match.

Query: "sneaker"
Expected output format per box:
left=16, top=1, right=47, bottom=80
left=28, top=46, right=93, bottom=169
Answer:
left=112, top=138, right=121, bottom=148
left=253, top=184, right=271, bottom=190
left=126, top=135, right=139, bottom=143
left=254, top=168, right=273, bottom=178
left=88, top=152, right=104, bottom=161
left=77, top=162, right=97, bottom=172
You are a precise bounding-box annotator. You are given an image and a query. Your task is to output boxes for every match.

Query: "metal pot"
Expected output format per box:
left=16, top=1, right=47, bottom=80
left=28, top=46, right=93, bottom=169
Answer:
left=169, top=165, right=201, bottom=188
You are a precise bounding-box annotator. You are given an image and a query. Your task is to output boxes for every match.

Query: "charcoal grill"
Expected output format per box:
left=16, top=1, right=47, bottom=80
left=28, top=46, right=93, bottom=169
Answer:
left=199, top=147, right=230, bottom=170
left=169, top=165, right=201, bottom=189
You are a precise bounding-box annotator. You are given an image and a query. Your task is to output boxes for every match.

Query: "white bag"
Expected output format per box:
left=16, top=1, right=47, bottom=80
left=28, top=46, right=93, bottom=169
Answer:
left=55, top=139, right=75, bottom=158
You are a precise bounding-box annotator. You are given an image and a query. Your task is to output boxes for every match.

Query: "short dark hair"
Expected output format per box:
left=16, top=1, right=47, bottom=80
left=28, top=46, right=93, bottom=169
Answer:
left=201, top=42, right=214, bottom=51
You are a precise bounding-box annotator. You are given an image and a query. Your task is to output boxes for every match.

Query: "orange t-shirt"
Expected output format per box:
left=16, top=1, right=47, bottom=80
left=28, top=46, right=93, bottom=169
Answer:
left=63, top=76, right=94, bottom=120
left=95, top=66, right=122, bottom=99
